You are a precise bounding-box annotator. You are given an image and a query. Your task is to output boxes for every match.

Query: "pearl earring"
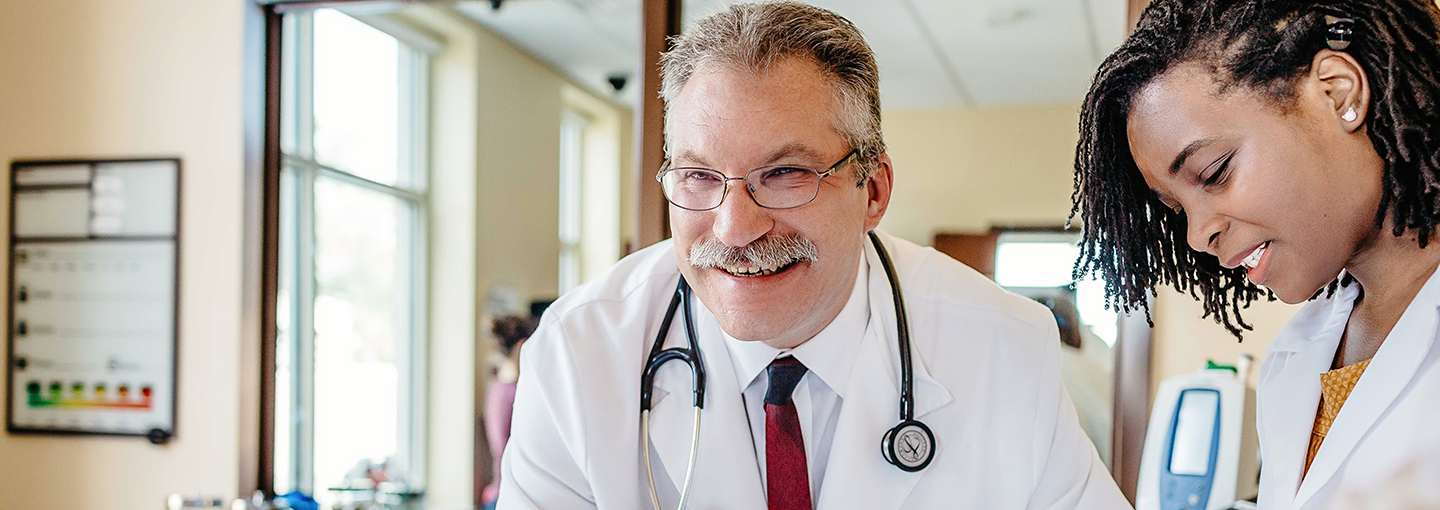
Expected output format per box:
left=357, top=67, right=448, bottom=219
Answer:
left=1342, top=107, right=1358, bottom=122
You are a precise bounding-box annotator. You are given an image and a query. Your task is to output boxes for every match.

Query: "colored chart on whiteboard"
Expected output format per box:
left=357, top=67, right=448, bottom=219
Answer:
left=6, top=159, right=178, bottom=439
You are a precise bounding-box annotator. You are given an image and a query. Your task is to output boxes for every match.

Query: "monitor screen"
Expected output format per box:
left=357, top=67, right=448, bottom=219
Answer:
left=1169, top=389, right=1219, bottom=476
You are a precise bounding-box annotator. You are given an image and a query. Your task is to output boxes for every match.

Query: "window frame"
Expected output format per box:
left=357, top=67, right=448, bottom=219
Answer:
left=275, top=8, right=431, bottom=495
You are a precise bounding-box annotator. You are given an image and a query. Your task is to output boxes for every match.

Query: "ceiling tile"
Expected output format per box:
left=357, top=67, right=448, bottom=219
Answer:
left=457, top=0, right=1131, bottom=110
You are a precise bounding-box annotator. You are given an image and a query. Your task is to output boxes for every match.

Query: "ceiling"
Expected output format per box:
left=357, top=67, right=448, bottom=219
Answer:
left=454, top=0, right=1129, bottom=111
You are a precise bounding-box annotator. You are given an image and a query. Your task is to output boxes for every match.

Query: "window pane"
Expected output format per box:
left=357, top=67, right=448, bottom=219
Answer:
left=558, top=113, right=585, bottom=292
left=312, top=177, right=411, bottom=502
left=994, top=240, right=1117, bottom=346
left=274, top=167, right=298, bottom=493
left=313, top=9, right=400, bottom=185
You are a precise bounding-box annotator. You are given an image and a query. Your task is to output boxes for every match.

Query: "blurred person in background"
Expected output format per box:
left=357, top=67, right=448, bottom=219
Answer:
left=482, top=315, right=538, bottom=510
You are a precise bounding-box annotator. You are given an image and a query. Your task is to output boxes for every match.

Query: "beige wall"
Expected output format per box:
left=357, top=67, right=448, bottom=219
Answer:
left=397, top=7, right=482, bottom=509
left=880, top=105, right=1084, bottom=246
left=473, top=24, right=563, bottom=307
left=878, top=103, right=1302, bottom=396
left=0, top=1, right=245, bottom=508
left=1152, top=291, right=1299, bottom=395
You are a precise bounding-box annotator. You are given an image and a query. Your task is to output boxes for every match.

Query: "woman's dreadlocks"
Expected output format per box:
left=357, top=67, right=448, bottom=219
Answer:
left=1071, top=0, right=1440, bottom=338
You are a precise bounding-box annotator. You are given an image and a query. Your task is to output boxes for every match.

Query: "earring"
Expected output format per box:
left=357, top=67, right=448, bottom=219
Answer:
left=1342, top=107, right=1358, bottom=122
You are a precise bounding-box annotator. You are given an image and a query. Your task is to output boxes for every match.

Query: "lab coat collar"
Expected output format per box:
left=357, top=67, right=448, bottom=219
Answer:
left=1257, top=272, right=1357, bottom=508
left=859, top=230, right=953, bottom=418
left=1285, top=265, right=1440, bottom=509
left=812, top=230, right=954, bottom=508
left=1266, top=272, right=1360, bottom=355
left=723, top=254, right=871, bottom=400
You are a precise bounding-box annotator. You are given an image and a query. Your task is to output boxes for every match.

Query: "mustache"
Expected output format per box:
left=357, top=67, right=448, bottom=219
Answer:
left=687, top=234, right=820, bottom=269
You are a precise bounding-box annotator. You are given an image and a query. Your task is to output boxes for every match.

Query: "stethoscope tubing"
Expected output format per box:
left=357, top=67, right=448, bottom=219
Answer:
left=868, top=232, right=916, bottom=420
left=640, top=279, right=706, bottom=411
left=639, top=232, right=918, bottom=509
left=640, top=278, right=705, bottom=510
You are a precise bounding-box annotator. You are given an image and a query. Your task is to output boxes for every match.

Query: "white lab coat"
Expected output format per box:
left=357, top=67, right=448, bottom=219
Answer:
left=497, top=231, right=1128, bottom=509
left=1256, top=269, right=1440, bottom=510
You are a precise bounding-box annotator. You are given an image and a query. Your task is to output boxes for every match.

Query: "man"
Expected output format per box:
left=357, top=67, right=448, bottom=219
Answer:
left=499, top=3, right=1128, bottom=509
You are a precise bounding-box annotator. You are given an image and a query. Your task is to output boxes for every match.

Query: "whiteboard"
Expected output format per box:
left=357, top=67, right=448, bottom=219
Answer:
left=6, top=159, right=180, bottom=441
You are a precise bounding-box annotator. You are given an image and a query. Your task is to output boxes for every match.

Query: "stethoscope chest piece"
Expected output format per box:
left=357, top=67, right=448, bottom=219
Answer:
left=881, top=419, right=936, bottom=472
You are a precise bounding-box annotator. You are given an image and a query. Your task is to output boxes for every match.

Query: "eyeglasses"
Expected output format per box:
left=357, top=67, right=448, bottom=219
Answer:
left=655, top=150, right=859, bottom=211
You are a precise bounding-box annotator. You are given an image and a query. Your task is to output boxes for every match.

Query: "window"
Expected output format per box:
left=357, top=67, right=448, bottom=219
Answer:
left=558, top=112, right=588, bottom=293
left=993, top=231, right=1117, bottom=346
left=275, top=8, right=429, bottom=504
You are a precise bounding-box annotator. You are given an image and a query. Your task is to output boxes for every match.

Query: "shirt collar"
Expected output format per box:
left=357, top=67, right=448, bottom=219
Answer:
left=723, top=253, right=870, bottom=398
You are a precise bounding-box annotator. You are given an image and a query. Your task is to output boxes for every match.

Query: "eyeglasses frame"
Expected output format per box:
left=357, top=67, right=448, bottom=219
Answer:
left=654, top=149, right=861, bottom=211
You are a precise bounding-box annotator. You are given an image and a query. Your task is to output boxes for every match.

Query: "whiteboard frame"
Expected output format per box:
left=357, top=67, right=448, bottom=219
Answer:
left=5, top=157, right=182, bottom=441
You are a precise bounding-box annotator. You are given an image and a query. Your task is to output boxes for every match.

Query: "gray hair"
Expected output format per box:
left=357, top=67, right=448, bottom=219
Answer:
left=658, top=1, right=885, bottom=182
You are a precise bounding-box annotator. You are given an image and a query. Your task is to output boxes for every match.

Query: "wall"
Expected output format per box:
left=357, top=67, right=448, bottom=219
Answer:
left=472, top=23, right=563, bottom=308
left=0, top=1, right=245, bottom=509
left=879, top=104, right=1085, bottom=245
left=395, top=6, right=481, bottom=509
left=1152, top=291, right=1299, bottom=394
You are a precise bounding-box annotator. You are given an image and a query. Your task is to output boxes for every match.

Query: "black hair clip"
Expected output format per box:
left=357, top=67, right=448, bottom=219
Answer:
left=1325, top=15, right=1355, bottom=51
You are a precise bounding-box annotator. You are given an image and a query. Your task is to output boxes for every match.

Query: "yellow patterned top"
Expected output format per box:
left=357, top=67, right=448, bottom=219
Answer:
left=1303, top=358, right=1372, bottom=476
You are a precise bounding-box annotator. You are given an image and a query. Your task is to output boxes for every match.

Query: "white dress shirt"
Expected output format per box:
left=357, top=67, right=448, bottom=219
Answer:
left=722, top=256, right=869, bottom=503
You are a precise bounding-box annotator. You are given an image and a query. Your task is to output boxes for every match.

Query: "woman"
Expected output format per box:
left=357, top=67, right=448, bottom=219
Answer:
left=1071, top=0, right=1440, bottom=507
left=481, top=315, right=538, bottom=510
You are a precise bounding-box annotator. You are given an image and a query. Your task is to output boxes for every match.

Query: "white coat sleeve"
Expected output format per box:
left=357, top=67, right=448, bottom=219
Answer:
left=1025, top=323, right=1133, bottom=510
left=496, top=319, right=599, bottom=510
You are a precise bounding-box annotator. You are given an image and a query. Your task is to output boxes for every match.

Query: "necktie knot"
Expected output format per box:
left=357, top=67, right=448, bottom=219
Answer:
left=765, top=356, right=808, bottom=406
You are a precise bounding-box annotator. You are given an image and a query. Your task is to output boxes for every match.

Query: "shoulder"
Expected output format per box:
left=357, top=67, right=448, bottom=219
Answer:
left=520, top=241, right=680, bottom=381
left=545, top=239, right=680, bottom=318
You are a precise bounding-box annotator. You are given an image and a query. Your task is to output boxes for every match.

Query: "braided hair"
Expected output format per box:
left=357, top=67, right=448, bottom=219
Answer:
left=1071, top=0, right=1440, bottom=338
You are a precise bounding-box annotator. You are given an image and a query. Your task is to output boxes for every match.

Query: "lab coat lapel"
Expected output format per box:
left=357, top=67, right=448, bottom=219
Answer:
left=1258, top=344, right=1334, bottom=510
left=1291, top=274, right=1440, bottom=509
left=814, top=237, right=953, bottom=509
left=646, top=301, right=767, bottom=509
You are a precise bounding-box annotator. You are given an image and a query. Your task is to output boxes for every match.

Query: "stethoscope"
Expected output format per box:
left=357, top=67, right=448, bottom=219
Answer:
left=639, top=231, right=936, bottom=510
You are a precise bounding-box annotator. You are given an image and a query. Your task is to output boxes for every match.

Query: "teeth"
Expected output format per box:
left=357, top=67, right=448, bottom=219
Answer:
left=1241, top=242, right=1269, bottom=269
left=719, top=259, right=797, bottom=277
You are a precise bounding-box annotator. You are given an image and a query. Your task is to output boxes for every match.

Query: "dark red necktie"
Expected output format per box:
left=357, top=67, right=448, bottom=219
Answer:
left=765, top=356, right=812, bottom=510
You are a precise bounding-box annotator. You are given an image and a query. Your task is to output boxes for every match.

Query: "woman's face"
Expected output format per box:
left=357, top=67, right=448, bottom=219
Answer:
left=1126, top=62, right=1384, bottom=303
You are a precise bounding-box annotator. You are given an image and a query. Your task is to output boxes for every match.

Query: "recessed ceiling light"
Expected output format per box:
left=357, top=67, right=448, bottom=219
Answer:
left=986, top=7, right=1036, bottom=27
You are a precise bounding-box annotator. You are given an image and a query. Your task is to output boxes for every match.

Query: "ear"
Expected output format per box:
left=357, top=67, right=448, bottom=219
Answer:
left=864, top=153, right=894, bottom=232
left=1311, top=49, right=1370, bottom=133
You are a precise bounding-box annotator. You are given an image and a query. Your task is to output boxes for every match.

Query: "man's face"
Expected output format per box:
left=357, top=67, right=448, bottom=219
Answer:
left=666, top=57, right=891, bottom=348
